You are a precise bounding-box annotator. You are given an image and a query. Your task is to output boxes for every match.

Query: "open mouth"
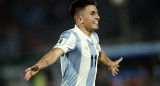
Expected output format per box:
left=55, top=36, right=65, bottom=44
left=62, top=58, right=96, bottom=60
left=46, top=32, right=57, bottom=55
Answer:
left=93, top=21, right=98, bottom=25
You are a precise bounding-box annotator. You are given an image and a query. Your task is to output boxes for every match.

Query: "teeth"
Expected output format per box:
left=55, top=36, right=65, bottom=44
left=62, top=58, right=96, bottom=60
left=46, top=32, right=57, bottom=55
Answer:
left=94, top=21, right=98, bottom=24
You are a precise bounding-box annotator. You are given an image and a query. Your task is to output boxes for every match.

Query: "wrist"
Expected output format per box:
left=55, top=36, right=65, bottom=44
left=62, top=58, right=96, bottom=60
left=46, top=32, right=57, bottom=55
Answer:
left=34, top=64, right=40, bottom=70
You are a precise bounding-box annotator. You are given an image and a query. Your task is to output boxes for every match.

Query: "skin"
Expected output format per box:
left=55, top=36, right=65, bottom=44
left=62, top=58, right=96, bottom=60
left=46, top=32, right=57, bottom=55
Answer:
left=75, top=5, right=100, bottom=37
left=24, top=5, right=123, bottom=81
left=24, top=48, right=64, bottom=81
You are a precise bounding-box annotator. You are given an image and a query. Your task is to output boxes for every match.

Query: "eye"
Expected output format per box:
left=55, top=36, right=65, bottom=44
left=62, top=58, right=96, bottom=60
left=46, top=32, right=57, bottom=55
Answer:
left=90, top=11, right=98, bottom=16
left=90, top=11, right=95, bottom=15
left=90, top=13, right=94, bottom=15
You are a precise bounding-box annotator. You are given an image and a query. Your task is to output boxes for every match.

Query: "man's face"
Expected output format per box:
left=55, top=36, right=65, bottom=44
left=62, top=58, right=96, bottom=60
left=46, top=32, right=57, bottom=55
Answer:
left=81, top=5, right=100, bottom=31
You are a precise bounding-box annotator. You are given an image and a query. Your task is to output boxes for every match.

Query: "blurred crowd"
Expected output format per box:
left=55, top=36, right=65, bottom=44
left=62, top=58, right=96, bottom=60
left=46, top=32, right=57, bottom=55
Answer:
left=0, top=0, right=72, bottom=58
left=0, top=0, right=160, bottom=86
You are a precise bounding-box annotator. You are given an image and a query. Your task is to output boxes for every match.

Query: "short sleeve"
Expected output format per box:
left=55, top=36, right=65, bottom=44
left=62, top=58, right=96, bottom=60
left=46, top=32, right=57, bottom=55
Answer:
left=53, top=30, right=76, bottom=53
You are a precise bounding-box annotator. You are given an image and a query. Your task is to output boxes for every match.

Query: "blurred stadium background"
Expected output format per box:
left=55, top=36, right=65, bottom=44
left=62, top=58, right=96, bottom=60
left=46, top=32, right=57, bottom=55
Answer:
left=0, top=0, right=160, bottom=86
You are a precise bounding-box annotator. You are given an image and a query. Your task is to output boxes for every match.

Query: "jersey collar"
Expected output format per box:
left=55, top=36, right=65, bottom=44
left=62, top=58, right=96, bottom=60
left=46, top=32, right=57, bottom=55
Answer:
left=74, top=25, right=93, bottom=43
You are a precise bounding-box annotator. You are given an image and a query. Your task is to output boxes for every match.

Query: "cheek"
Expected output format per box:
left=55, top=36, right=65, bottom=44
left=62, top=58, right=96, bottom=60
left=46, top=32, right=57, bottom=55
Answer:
left=84, top=19, right=93, bottom=25
left=83, top=16, right=94, bottom=26
left=84, top=20, right=93, bottom=28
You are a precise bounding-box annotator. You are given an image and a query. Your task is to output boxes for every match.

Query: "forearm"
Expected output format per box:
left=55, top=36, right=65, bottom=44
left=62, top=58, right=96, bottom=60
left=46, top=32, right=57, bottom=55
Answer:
left=35, top=48, right=64, bottom=70
left=98, top=51, right=114, bottom=67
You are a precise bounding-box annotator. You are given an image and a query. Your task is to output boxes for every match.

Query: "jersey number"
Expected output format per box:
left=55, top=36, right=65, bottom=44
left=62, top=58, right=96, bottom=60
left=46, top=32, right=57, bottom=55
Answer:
left=91, top=55, right=97, bottom=67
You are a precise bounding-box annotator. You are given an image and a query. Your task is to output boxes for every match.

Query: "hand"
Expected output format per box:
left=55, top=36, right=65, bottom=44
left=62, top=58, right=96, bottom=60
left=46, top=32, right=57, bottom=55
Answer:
left=108, top=57, right=123, bottom=76
left=24, top=65, right=39, bottom=81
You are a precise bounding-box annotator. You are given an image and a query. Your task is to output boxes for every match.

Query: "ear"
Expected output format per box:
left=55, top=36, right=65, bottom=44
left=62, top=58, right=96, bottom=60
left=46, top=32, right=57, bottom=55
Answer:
left=76, top=16, right=84, bottom=24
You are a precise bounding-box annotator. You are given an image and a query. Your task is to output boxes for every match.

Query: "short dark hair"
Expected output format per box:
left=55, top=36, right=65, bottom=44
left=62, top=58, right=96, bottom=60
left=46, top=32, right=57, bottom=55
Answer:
left=70, top=0, right=97, bottom=18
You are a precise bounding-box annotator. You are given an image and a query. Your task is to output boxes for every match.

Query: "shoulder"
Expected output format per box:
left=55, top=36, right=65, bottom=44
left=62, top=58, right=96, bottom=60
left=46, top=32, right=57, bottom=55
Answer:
left=57, top=30, right=76, bottom=45
left=61, top=30, right=72, bottom=37
left=60, top=29, right=75, bottom=38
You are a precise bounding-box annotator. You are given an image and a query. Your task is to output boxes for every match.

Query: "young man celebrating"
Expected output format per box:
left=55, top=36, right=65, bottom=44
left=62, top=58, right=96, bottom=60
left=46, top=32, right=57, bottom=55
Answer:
left=24, top=0, right=123, bottom=86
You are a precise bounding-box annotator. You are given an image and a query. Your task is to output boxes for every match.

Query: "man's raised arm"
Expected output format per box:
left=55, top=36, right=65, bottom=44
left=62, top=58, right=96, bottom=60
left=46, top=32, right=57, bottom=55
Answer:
left=24, top=48, right=64, bottom=81
left=98, top=51, right=123, bottom=76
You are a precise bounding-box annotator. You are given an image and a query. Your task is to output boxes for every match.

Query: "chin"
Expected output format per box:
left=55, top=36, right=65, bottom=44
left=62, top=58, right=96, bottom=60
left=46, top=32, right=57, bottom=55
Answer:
left=94, top=25, right=99, bottom=29
left=89, top=25, right=99, bottom=31
left=91, top=28, right=98, bottom=31
left=94, top=26, right=99, bottom=30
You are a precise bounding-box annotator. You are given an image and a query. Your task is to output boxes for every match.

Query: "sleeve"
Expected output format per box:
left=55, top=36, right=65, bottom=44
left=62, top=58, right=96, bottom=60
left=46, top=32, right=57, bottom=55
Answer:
left=53, top=30, right=76, bottom=53
left=93, top=32, right=101, bottom=52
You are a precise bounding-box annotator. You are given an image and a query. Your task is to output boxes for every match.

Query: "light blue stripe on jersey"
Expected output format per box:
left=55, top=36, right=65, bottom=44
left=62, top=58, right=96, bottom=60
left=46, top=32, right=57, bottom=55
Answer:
left=86, top=40, right=97, bottom=86
left=59, top=30, right=72, bottom=80
left=60, top=30, right=82, bottom=86
left=92, top=32, right=99, bottom=43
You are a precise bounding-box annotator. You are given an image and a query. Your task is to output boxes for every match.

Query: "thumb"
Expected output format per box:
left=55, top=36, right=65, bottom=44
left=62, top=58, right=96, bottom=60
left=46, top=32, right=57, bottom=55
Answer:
left=115, top=57, right=123, bottom=65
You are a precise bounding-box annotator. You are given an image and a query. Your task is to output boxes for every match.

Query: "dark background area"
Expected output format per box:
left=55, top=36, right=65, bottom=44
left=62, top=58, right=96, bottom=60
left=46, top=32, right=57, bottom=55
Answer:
left=0, top=0, right=160, bottom=86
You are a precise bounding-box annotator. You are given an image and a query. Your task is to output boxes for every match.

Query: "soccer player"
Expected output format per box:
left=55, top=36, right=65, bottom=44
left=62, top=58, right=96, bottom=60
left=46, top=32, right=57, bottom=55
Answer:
left=24, top=0, right=123, bottom=86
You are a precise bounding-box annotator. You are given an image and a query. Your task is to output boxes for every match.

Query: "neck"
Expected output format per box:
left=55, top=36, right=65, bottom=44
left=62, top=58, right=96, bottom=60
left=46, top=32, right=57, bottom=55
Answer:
left=76, top=24, right=92, bottom=38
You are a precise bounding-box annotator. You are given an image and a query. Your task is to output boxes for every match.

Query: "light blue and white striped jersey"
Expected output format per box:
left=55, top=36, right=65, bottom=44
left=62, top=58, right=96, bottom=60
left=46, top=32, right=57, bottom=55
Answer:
left=54, top=25, right=101, bottom=86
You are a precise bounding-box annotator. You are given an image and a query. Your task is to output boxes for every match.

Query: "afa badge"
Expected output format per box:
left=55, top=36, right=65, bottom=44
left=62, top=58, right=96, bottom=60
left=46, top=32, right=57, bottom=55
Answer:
left=84, top=46, right=88, bottom=50
left=96, top=44, right=99, bottom=50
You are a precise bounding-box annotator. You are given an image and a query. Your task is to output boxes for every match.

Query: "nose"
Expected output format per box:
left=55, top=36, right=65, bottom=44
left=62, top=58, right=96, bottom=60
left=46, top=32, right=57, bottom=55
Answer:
left=95, top=13, right=100, bottom=20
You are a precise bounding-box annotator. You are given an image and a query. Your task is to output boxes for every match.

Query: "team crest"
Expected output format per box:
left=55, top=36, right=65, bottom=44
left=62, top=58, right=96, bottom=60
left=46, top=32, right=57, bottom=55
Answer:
left=96, top=44, right=99, bottom=50
left=84, top=46, right=88, bottom=50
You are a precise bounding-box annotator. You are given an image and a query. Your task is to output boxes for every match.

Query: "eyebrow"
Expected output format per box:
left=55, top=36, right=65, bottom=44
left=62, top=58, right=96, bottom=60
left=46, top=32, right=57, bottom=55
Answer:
left=91, top=9, right=98, bottom=12
left=90, top=10, right=98, bottom=14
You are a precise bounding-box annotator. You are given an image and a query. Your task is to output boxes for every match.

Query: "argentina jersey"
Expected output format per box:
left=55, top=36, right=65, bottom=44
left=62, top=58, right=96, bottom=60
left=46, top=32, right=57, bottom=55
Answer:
left=54, top=25, right=101, bottom=86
